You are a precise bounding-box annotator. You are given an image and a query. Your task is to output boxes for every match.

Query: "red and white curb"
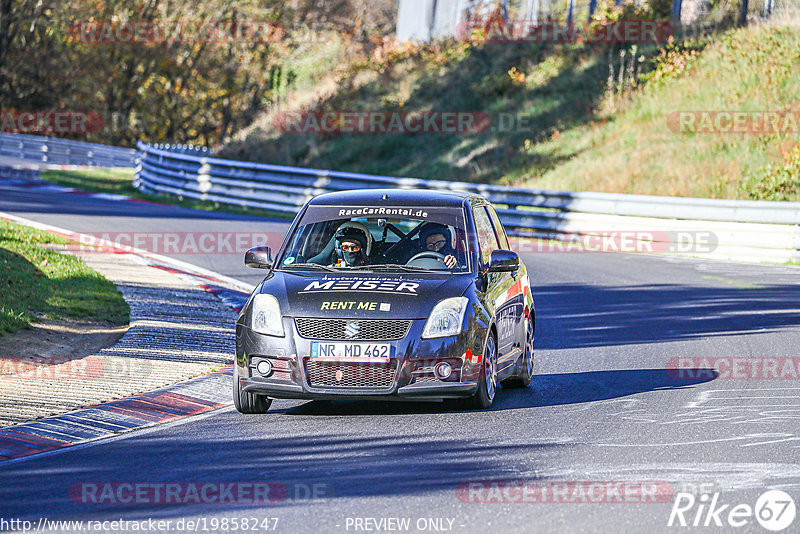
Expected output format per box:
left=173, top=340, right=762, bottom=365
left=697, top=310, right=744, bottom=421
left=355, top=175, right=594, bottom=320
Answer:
left=0, top=367, right=233, bottom=462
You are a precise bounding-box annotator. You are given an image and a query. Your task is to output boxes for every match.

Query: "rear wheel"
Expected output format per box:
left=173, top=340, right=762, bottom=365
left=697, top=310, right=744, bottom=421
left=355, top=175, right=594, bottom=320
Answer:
left=502, top=315, right=534, bottom=388
left=467, top=333, right=497, bottom=410
left=233, top=362, right=272, bottom=414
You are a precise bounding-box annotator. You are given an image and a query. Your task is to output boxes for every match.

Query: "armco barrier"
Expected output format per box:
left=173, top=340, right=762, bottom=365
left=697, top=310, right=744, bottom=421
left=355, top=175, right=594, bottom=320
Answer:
left=134, top=141, right=800, bottom=263
left=0, top=132, right=137, bottom=167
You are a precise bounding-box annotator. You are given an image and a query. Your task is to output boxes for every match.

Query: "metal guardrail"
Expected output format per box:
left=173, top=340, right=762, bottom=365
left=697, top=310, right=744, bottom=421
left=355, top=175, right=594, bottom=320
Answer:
left=135, top=141, right=800, bottom=263
left=0, top=132, right=137, bottom=167
left=0, top=132, right=794, bottom=262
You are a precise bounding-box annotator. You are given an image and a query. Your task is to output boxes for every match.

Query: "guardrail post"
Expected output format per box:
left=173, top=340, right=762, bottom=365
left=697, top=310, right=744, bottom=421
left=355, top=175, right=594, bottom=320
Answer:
left=794, top=225, right=800, bottom=263
left=197, top=159, right=212, bottom=195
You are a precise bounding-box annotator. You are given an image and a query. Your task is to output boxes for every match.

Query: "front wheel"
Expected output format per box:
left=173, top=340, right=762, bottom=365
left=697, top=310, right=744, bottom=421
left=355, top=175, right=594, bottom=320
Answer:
left=467, top=333, right=497, bottom=410
left=233, top=361, right=272, bottom=414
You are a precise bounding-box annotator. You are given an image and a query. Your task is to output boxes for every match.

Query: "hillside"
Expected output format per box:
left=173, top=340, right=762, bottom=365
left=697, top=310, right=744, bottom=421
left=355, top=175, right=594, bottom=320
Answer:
left=220, top=22, right=800, bottom=201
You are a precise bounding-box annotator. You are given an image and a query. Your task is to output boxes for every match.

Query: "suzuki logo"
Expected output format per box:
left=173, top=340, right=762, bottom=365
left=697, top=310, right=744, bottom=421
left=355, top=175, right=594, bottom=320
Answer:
left=344, top=322, right=360, bottom=338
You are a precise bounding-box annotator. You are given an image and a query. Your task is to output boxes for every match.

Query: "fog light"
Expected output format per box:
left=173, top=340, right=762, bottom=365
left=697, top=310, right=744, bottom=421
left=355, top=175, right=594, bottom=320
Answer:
left=434, top=361, right=453, bottom=380
left=256, top=359, right=272, bottom=376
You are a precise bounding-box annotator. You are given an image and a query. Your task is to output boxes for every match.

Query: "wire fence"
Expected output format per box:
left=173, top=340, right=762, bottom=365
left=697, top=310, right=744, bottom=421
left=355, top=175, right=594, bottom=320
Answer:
left=397, top=0, right=800, bottom=41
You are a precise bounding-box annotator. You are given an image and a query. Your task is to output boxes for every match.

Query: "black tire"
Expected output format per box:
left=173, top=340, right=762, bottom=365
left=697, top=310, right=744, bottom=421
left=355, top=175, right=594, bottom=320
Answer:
left=502, top=314, right=534, bottom=388
left=467, top=332, right=497, bottom=410
left=233, top=362, right=272, bottom=414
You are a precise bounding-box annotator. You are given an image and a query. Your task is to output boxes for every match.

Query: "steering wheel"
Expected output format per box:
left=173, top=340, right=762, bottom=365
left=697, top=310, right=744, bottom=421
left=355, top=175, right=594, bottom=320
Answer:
left=406, top=251, right=446, bottom=265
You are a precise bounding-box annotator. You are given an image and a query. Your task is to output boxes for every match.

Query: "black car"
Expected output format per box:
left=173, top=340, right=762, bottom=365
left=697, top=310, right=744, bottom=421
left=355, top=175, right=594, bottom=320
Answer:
left=234, top=188, right=534, bottom=412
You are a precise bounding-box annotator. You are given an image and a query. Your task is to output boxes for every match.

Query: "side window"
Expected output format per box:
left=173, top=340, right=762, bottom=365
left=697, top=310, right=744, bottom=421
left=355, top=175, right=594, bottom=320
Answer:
left=485, top=206, right=510, bottom=250
left=473, top=206, right=499, bottom=265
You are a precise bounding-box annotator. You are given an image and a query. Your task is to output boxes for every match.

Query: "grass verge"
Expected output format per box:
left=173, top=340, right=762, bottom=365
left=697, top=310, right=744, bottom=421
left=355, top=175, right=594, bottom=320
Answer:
left=0, top=220, right=129, bottom=335
left=529, top=25, right=800, bottom=199
left=220, top=22, right=800, bottom=201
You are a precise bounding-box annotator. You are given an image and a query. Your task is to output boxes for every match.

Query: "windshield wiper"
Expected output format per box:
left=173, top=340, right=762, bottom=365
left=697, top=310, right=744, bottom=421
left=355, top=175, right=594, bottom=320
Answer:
left=281, top=263, right=338, bottom=272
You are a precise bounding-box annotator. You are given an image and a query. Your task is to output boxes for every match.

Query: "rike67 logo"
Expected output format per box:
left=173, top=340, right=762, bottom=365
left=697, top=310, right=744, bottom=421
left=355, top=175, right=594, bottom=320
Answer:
left=668, top=490, right=796, bottom=531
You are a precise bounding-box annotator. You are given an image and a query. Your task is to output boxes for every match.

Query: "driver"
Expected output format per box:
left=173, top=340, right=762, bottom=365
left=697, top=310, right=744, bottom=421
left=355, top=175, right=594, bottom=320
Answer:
left=419, top=223, right=460, bottom=269
left=332, top=224, right=372, bottom=267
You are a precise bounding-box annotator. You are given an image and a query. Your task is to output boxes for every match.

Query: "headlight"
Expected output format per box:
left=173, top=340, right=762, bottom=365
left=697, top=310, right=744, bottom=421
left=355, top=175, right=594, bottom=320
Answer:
left=251, top=294, right=284, bottom=337
left=422, top=297, right=469, bottom=339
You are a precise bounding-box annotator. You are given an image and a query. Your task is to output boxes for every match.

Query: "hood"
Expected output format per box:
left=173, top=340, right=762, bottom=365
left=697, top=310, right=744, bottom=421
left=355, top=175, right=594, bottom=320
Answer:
left=260, top=271, right=473, bottom=319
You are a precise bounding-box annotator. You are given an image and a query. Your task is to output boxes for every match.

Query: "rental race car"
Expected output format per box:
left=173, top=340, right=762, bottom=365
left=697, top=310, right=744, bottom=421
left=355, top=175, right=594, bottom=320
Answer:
left=233, top=188, right=534, bottom=412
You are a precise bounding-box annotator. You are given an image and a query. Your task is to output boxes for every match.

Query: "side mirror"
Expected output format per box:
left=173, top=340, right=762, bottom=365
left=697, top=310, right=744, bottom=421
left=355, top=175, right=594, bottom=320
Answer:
left=245, top=246, right=273, bottom=269
left=487, top=249, right=519, bottom=273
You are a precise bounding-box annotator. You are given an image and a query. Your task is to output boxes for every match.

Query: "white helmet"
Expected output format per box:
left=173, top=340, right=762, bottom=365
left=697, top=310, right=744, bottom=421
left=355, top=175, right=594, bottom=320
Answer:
left=335, top=221, right=373, bottom=255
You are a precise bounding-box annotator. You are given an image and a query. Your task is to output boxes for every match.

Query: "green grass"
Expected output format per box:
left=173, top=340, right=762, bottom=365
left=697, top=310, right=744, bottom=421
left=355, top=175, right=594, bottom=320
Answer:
left=45, top=25, right=799, bottom=204
left=42, top=168, right=139, bottom=195
left=0, top=220, right=130, bottom=335
left=40, top=169, right=294, bottom=220
left=219, top=23, right=800, bottom=201
left=221, top=37, right=609, bottom=184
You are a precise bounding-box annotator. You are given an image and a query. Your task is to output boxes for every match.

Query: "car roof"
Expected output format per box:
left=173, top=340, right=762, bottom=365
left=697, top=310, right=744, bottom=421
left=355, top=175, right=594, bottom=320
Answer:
left=308, top=188, right=487, bottom=208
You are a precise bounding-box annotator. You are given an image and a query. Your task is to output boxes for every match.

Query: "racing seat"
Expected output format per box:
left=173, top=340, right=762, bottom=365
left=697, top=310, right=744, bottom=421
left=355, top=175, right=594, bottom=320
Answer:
left=307, top=238, right=337, bottom=265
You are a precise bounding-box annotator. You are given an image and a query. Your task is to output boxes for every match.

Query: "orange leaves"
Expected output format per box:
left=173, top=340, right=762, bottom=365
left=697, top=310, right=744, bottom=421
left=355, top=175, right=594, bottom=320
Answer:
left=507, top=67, right=526, bottom=85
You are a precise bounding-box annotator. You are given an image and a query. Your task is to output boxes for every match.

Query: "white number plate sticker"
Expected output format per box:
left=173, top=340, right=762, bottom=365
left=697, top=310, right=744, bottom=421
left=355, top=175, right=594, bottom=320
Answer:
left=310, top=342, right=392, bottom=361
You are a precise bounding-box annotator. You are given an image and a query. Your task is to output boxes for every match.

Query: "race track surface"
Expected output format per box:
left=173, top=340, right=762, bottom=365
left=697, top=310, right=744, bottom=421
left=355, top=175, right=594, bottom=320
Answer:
left=1, top=178, right=799, bottom=533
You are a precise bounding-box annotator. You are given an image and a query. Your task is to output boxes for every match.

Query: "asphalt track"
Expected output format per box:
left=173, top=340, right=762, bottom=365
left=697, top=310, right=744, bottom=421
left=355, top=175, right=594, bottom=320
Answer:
left=1, top=177, right=800, bottom=533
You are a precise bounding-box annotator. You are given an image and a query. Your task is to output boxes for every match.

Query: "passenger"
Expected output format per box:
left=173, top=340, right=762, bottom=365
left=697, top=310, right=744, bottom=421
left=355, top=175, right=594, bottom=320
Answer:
left=419, top=223, right=460, bottom=269
left=332, top=224, right=372, bottom=267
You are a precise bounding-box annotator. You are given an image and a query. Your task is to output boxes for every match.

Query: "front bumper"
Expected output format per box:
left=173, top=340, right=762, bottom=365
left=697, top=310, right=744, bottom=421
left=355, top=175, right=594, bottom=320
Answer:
left=241, top=377, right=478, bottom=401
left=236, top=317, right=482, bottom=401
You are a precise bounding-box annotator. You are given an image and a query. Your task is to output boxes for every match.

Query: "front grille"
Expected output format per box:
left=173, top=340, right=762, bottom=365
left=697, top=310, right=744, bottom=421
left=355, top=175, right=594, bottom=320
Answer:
left=295, top=318, right=411, bottom=341
left=413, top=374, right=439, bottom=383
left=305, top=360, right=398, bottom=389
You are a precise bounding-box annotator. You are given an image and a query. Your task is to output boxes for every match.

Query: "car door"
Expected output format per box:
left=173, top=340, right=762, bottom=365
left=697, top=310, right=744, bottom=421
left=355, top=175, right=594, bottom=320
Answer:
left=472, top=205, right=517, bottom=372
left=486, top=204, right=526, bottom=364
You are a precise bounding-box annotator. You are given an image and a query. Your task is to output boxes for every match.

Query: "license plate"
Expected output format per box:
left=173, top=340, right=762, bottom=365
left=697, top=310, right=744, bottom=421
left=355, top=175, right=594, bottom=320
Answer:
left=310, top=342, right=392, bottom=361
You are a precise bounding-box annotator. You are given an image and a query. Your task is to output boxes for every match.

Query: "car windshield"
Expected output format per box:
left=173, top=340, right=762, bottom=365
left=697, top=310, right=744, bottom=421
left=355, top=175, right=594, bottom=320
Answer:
left=277, top=204, right=471, bottom=272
